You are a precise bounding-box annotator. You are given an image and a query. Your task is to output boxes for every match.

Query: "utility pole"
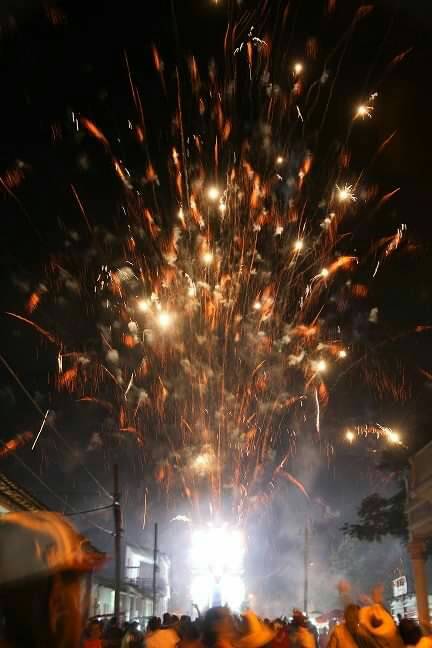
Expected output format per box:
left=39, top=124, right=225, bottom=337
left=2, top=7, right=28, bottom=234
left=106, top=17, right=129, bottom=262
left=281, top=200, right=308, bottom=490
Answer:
left=152, top=522, right=158, bottom=616
left=113, top=464, right=122, bottom=624
left=303, top=519, right=309, bottom=615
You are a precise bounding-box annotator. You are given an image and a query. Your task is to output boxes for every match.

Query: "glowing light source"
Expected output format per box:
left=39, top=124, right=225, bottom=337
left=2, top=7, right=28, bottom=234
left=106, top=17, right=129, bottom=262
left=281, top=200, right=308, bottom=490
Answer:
left=190, top=525, right=245, bottom=610
left=253, top=301, right=262, bottom=311
left=355, top=104, right=373, bottom=119
left=316, top=359, right=327, bottom=372
left=138, top=299, right=150, bottom=313
left=276, top=156, right=284, bottom=165
left=219, top=202, right=227, bottom=214
left=191, top=574, right=213, bottom=611
left=194, top=454, right=209, bottom=468
left=191, top=526, right=245, bottom=572
left=336, top=184, right=357, bottom=203
left=387, top=430, right=401, bottom=445
left=345, top=430, right=355, bottom=444
left=157, top=311, right=172, bottom=329
left=293, top=239, right=304, bottom=252
left=192, top=450, right=215, bottom=475
left=202, top=251, right=214, bottom=265
left=321, top=268, right=329, bottom=278
left=220, top=575, right=245, bottom=611
left=338, top=349, right=347, bottom=359
left=207, top=186, right=220, bottom=201
left=294, top=62, right=303, bottom=75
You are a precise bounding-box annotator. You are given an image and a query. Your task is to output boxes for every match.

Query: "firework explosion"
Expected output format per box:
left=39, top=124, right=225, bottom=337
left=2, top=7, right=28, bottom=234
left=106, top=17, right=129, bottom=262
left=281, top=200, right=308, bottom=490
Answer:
left=3, top=1, right=415, bottom=528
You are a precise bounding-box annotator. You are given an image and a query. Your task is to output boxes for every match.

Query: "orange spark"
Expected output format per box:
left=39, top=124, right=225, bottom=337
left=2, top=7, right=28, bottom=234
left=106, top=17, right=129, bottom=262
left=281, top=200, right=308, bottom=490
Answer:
left=57, top=367, right=78, bottom=390
left=80, top=117, right=110, bottom=147
left=146, top=163, right=158, bottom=183
left=26, top=292, right=40, bottom=314
left=223, top=120, right=232, bottom=141
left=123, top=335, right=136, bottom=348
left=294, top=324, right=318, bottom=338
left=351, top=284, right=368, bottom=298
left=377, top=187, right=400, bottom=208
left=152, top=45, right=161, bottom=72
left=327, top=256, right=357, bottom=274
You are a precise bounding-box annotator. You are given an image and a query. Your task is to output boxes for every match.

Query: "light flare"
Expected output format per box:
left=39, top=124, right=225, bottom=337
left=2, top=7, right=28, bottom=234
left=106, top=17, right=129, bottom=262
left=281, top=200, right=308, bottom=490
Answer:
left=345, top=430, right=355, bottom=443
left=336, top=184, right=357, bottom=203
left=207, top=186, right=220, bottom=201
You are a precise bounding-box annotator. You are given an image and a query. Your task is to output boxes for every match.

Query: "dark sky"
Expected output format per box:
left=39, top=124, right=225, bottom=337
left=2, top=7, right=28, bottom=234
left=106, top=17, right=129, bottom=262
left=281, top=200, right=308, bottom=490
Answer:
left=0, top=0, right=431, bottom=612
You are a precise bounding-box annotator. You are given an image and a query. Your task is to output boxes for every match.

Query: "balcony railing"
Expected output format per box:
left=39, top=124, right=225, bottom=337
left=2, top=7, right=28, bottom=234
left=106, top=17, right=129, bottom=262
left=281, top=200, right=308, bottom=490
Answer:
left=124, top=577, right=169, bottom=598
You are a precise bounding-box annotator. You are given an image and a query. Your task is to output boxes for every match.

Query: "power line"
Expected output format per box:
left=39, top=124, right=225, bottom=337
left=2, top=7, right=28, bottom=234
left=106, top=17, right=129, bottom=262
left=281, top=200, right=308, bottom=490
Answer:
left=1, top=439, right=114, bottom=536
left=65, top=504, right=114, bottom=517
left=0, top=352, right=113, bottom=502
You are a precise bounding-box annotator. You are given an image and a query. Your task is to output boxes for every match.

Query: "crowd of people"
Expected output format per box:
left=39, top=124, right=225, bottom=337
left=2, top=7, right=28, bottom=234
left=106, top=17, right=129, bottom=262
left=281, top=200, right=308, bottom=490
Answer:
left=1, top=512, right=432, bottom=648
left=83, top=604, right=432, bottom=648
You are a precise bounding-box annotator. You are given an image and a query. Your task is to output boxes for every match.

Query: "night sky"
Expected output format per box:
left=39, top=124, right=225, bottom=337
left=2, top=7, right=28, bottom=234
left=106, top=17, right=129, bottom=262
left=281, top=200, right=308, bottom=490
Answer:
left=0, top=0, right=431, bottom=614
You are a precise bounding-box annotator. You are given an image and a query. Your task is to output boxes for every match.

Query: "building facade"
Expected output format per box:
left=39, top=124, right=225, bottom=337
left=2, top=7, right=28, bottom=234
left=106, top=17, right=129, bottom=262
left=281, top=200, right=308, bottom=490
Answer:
left=0, top=473, right=171, bottom=625
left=407, top=441, right=432, bottom=628
left=91, top=542, right=171, bottom=623
left=0, top=473, right=46, bottom=513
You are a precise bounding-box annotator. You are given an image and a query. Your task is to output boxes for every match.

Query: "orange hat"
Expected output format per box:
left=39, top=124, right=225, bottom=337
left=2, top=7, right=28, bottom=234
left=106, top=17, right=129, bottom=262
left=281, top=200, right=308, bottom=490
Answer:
left=0, top=511, right=105, bottom=588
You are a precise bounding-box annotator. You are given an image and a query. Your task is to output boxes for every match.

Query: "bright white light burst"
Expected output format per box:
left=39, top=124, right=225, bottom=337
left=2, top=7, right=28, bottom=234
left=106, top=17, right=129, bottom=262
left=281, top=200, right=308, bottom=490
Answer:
left=157, top=311, right=172, bottom=329
left=207, top=186, right=220, bottom=201
left=387, top=430, right=401, bottom=445
left=315, top=359, right=327, bottom=372
left=293, top=239, right=304, bottom=252
left=190, top=525, right=245, bottom=610
left=202, top=251, right=214, bottom=265
left=336, top=184, right=357, bottom=203
left=345, top=430, right=355, bottom=443
left=138, top=299, right=150, bottom=313
left=355, top=104, right=373, bottom=119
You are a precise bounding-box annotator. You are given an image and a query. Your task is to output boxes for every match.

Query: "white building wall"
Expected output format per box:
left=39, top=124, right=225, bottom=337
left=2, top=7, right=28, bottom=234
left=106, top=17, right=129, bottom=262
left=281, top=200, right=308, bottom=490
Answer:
left=391, top=594, right=432, bottom=620
left=92, top=584, right=115, bottom=617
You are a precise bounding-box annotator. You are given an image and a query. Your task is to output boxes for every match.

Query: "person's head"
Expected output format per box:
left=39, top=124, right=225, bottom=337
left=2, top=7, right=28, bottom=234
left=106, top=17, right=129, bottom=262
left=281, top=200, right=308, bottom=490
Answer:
left=163, top=613, right=172, bottom=626
left=399, top=619, right=422, bottom=646
left=89, top=621, right=102, bottom=640
left=202, top=607, right=236, bottom=648
left=171, top=615, right=179, bottom=626
left=147, top=617, right=160, bottom=633
left=292, top=610, right=307, bottom=628
left=0, top=511, right=104, bottom=648
left=179, top=619, right=200, bottom=642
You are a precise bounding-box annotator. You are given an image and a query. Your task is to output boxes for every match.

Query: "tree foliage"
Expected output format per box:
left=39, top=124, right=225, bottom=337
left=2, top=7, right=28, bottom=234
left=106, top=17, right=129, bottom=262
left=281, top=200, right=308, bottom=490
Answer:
left=342, top=487, right=408, bottom=542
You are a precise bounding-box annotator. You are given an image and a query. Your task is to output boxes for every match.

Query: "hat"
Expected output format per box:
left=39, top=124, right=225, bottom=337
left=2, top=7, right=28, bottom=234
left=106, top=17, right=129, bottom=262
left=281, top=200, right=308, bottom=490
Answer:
left=359, top=605, right=404, bottom=648
left=236, top=611, right=275, bottom=648
left=0, top=511, right=105, bottom=588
